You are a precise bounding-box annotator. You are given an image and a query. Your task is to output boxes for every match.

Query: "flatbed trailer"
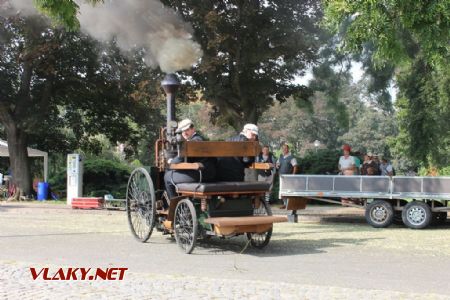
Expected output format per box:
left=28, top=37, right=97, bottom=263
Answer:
left=279, top=175, right=450, bottom=229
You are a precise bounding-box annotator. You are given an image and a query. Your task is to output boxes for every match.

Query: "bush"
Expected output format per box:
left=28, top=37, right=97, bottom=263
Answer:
left=49, top=157, right=131, bottom=199
left=299, top=149, right=340, bottom=175
left=439, top=166, right=450, bottom=176
left=419, top=165, right=450, bottom=176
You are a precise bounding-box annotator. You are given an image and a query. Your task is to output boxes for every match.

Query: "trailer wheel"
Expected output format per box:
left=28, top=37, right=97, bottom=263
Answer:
left=365, top=200, right=394, bottom=228
left=402, top=201, right=432, bottom=229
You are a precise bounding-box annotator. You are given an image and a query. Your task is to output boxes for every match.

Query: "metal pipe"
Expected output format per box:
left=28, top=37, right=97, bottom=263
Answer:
left=161, top=73, right=180, bottom=129
left=161, top=73, right=181, bottom=163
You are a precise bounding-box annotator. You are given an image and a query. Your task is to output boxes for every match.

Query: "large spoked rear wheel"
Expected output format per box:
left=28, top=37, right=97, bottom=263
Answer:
left=174, top=199, right=198, bottom=254
left=247, top=199, right=273, bottom=249
left=126, top=167, right=156, bottom=242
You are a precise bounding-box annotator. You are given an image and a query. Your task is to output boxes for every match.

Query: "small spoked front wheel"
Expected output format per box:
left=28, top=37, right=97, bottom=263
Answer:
left=126, top=168, right=156, bottom=242
left=174, top=199, right=198, bottom=254
left=246, top=199, right=273, bottom=249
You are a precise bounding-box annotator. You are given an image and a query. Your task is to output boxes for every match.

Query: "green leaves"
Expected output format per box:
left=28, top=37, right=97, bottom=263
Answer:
left=0, top=16, right=164, bottom=158
left=32, top=0, right=104, bottom=30
left=33, top=0, right=80, bottom=30
left=391, top=57, right=450, bottom=167
left=324, top=0, right=450, bottom=168
left=323, top=0, right=450, bottom=68
left=162, top=0, right=322, bottom=128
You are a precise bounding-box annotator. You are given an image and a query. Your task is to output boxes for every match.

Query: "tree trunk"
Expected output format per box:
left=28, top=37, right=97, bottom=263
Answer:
left=5, top=124, right=32, bottom=199
left=242, top=104, right=258, bottom=125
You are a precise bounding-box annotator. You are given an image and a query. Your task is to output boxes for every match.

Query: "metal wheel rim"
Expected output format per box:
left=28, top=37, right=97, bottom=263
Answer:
left=174, top=201, right=196, bottom=252
left=126, top=168, right=155, bottom=241
left=247, top=200, right=272, bottom=247
left=406, top=206, right=426, bottom=226
left=249, top=229, right=272, bottom=247
left=371, top=205, right=388, bottom=224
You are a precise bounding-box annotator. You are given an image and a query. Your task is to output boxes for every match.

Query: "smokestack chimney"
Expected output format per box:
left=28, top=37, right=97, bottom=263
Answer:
left=161, top=73, right=180, bottom=130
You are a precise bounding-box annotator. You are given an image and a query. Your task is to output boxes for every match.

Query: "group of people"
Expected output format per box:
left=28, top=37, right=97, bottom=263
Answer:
left=164, top=121, right=396, bottom=210
left=338, top=144, right=394, bottom=177
left=164, top=119, right=298, bottom=208
left=255, top=143, right=298, bottom=208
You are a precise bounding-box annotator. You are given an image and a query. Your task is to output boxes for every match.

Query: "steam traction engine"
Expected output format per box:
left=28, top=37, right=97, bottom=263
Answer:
left=126, top=74, right=287, bottom=253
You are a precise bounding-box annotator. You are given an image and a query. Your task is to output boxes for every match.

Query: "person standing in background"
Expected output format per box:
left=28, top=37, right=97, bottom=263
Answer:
left=338, top=144, right=355, bottom=175
left=276, top=144, right=298, bottom=209
left=361, top=153, right=370, bottom=175
left=372, top=154, right=381, bottom=175
left=352, top=151, right=361, bottom=175
left=379, top=157, right=394, bottom=176
left=256, top=145, right=276, bottom=202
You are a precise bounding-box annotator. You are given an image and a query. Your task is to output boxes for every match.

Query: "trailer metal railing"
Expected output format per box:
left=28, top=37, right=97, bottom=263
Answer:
left=280, top=175, right=450, bottom=201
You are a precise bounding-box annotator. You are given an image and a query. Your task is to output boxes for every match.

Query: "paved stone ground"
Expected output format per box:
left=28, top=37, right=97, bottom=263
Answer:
left=1, top=202, right=450, bottom=299
left=2, top=261, right=449, bottom=300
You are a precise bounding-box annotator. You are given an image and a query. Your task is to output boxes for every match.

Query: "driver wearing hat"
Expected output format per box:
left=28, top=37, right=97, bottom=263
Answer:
left=164, top=119, right=217, bottom=200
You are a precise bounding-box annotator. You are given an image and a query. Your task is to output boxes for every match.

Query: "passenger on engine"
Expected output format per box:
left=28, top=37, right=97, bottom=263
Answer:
left=216, top=123, right=259, bottom=182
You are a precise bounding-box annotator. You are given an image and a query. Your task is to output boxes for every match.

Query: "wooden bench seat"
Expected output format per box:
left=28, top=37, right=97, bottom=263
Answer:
left=176, top=181, right=270, bottom=195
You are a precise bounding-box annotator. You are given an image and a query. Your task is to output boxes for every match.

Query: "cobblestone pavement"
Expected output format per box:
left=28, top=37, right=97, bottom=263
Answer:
left=1, top=202, right=450, bottom=299
left=1, top=261, right=449, bottom=300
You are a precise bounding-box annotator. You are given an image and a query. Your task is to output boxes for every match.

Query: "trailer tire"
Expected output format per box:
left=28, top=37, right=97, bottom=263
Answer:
left=402, top=201, right=432, bottom=229
left=365, top=200, right=394, bottom=228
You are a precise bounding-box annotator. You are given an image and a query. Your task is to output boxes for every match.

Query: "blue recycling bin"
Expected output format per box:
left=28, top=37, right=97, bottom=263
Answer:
left=37, top=182, right=49, bottom=201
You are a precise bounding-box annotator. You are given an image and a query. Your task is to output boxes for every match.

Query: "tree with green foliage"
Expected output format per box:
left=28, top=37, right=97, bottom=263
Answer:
left=323, top=0, right=450, bottom=167
left=390, top=58, right=450, bottom=167
left=31, top=0, right=103, bottom=30
left=160, top=0, right=322, bottom=129
left=323, top=0, right=449, bottom=67
left=0, top=14, right=163, bottom=198
left=257, top=76, right=398, bottom=158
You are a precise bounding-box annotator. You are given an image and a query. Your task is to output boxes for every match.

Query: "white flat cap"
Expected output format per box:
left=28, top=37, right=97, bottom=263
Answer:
left=243, top=123, right=259, bottom=135
left=177, top=119, right=193, bottom=132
